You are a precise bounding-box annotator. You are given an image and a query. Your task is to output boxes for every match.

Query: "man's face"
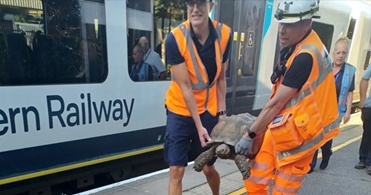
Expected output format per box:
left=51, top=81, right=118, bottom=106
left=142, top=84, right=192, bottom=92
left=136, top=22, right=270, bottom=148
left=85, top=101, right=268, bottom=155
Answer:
left=187, top=0, right=213, bottom=27
left=132, top=47, right=142, bottom=63
left=278, top=20, right=309, bottom=47
left=332, top=42, right=348, bottom=65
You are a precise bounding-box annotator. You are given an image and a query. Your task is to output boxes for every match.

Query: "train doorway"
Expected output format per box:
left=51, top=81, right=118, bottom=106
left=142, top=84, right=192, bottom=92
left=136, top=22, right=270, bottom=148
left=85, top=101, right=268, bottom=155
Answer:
left=214, top=0, right=267, bottom=114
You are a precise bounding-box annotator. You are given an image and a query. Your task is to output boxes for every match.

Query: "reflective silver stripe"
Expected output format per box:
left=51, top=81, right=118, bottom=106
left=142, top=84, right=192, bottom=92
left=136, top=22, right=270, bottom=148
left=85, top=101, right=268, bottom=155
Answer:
left=215, top=23, right=222, bottom=43
left=249, top=160, right=269, bottom=171
left=214, top=22, right=223, bottom=65
left=276, top=171, right=305, bottom=182
left=247, top=175, right=272, bottom=184
left=284, top=87, right=311, bottom=109
left=284, top=44, right=333, bottom=109
left=278, top=117, right=340, bottom=160
left=273, top=181, right=300, bottom=194
left=210, top=23, right=224, bottom=88
left=324, top=116, right=342, bottom=133
left=178, top=24, right=208, bottom=90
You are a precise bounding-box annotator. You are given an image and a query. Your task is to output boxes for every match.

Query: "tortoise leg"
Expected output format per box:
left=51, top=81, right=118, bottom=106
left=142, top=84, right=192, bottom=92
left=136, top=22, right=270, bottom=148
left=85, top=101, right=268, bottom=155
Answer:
left=234, top=154, right=251, bottom=180
left=193, top=145, right=217, bottom=172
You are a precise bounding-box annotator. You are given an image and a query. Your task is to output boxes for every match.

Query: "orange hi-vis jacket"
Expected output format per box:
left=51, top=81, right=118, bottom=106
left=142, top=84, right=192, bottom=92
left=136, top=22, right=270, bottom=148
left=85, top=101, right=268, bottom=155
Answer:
left=268, top=30, right=340, bottom=167
left=165, top=20, right=231, bottom=117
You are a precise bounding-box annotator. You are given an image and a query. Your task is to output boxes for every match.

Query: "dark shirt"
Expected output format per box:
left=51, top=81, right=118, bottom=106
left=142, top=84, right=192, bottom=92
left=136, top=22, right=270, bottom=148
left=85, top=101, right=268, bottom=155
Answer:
left=130, top=61, right=153, bottom=81
left=282, top=53, right=313, bottom=90
left=281, top=30, right=313, bottom=90
left=334, top=63, right=355, bottom=101
left=165, top=19, right=232, bottom=83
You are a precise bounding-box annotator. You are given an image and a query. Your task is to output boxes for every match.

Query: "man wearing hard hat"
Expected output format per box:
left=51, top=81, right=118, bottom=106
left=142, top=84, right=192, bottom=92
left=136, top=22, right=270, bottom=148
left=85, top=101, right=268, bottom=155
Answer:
left=235, top=0, right=340, bottom=194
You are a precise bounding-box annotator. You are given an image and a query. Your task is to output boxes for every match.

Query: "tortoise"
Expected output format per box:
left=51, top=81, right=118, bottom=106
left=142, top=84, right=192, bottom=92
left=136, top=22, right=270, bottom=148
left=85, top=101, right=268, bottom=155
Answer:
left=193, top=113, right=257, bottom=180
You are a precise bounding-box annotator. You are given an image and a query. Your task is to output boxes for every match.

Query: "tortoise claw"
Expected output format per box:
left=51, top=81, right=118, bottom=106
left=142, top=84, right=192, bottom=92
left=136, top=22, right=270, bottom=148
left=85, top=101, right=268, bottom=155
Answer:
left=193, top=147, right=216, bottom=172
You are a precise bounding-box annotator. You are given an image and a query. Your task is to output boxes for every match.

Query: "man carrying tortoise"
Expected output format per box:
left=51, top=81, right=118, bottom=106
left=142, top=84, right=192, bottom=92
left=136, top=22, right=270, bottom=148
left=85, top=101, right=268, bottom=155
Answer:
left=235, top=1, right=340, bottom=194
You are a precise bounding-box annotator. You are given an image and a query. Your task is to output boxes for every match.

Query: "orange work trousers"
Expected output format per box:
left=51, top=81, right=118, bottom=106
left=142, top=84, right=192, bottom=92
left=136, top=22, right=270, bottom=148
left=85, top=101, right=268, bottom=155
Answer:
left=244, top=130, right=315, bottom=195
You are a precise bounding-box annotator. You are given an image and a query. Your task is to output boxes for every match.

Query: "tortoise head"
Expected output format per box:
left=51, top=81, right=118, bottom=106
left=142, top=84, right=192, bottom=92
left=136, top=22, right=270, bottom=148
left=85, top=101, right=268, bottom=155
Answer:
left=215, top=144, right=230, bottom=159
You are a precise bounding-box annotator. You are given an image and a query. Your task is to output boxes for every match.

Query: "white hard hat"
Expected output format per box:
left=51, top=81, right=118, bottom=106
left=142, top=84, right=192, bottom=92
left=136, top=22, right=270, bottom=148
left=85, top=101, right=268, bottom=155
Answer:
left=274, top=0, right=321, bottom=23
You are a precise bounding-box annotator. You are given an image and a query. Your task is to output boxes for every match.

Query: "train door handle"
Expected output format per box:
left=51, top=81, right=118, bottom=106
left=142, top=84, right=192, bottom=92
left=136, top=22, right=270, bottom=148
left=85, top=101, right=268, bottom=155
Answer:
left=238, top=42, right=243, bottom=60
left=238, top=68, right=242, bottom=76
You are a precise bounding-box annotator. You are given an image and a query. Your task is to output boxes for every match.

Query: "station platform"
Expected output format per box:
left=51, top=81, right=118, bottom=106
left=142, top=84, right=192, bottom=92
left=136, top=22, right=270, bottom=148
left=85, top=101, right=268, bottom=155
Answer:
left=77, top=113, right=371, bottom=195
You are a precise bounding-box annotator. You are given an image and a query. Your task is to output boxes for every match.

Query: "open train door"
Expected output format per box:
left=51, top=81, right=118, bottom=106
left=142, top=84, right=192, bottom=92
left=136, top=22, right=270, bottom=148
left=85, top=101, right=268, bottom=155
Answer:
left=213, top=0, right=267, bottom=115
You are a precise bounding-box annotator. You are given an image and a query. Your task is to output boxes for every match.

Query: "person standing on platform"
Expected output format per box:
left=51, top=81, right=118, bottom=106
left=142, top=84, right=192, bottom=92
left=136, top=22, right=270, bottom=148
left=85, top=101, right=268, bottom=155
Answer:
left=356, top=64, right=371, bottom=175
left=163, top=0, right=232, bottom=195
left=234, top=1, right=341, bottom=194
left=310, top=37, right=356, bottom=173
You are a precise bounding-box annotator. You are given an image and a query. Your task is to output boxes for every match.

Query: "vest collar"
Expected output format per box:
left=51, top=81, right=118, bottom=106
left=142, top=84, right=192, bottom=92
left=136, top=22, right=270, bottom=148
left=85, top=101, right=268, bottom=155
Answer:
left=340, top=62, right=346, bottom=72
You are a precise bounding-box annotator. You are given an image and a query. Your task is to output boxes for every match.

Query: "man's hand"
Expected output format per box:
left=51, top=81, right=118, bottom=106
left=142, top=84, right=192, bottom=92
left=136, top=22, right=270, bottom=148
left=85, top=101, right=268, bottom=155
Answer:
left=235, top=136, right=253, bottom=156
left=359, top=101, right=365, bottom=109
left=343, top=112, right=351, bottom=124
left=198, top=127, right=211, bottom=147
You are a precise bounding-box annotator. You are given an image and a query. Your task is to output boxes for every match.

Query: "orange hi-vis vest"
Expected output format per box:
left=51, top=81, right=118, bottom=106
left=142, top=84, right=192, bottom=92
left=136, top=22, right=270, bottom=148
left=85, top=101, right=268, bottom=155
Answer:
left=165, top=20, right=231, bottom=117
left=268, top=30, right=340, bottom=167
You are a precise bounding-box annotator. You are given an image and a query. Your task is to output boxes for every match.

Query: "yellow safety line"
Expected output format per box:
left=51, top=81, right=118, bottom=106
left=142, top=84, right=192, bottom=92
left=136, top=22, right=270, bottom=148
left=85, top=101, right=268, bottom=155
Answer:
left=0, top=145, right=164, bottom=185
left=228, top=135, right=363, bottom=195
left=328, top=135, right=362, bottom=153
left=228, top=187, right=246, bottom=195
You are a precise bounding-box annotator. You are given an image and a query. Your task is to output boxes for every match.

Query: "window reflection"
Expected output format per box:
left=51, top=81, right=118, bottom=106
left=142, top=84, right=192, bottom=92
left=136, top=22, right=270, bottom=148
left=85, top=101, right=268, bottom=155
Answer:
left=312, top=21, right=334, bottom=52
left=127, top=0, right=187, bottom=81
left=127, top=0, right=151, bottom=12
left=0, top=0, right=108, bottom=86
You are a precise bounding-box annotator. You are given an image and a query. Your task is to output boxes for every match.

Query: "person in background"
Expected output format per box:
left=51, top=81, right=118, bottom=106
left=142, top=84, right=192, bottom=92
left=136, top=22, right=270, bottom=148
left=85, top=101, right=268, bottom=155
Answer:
left=129, top=44, right=153, bottom=82
left=356, top=63, right=371, bottom=175
left=138, top=36, right=168, bottom=80
left=310, top=37, right=356, bottom=173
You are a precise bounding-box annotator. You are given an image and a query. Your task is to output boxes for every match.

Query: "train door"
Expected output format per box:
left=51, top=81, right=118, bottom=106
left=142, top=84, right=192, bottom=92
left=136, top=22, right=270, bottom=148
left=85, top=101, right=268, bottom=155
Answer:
left=214, top=0, right=266, bottom=114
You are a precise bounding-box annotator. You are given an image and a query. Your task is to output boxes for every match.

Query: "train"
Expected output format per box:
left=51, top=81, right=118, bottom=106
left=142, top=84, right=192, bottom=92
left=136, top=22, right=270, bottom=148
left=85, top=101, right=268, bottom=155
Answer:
left=0, top=0, right=370, bottom=194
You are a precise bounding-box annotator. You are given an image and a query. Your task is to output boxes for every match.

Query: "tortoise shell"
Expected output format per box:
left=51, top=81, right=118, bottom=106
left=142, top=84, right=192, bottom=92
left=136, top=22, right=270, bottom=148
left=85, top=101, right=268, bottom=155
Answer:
left=207, top=113, right=257, bottom=147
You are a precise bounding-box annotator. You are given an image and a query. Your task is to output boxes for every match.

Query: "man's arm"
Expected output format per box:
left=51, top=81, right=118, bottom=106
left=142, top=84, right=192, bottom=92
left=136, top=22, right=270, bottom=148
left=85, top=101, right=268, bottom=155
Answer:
left=153, top=52, right=168, bottom=80
left=248, top=85, right=300, bottom=137
left=246, top=53, right=313, bottom=138
left=147, top=64, right=154, bottom=81
left=359, top=65, right=371, bottom=108
left=216, top=30, right=232, bottom=115
left=346, top=92, right=353, bottom=112
left=165, top=33, right=203, bottom=130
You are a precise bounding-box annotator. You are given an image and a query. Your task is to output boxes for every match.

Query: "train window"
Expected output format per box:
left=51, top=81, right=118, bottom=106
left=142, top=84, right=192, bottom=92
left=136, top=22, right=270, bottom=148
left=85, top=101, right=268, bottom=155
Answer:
left=86, top=0, right=104, bottom=3
left=346, top=18, right=356, bottom=41
left=127, top=0, right=187, bottom=82
left=127, top=0, right=151, bottom=12
left=312, top=21, right=334, bottom=52
left=365, top=37, right=371, bottom=70
left=0, top=0, right=108, bottom=86
left=217, top=0, right=236, bottom=78
left=364, top=51, right=371, bottom=71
